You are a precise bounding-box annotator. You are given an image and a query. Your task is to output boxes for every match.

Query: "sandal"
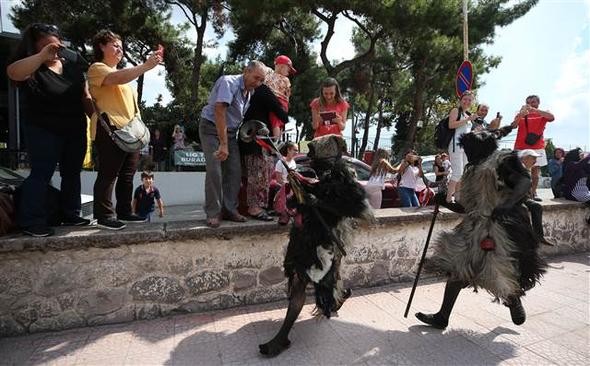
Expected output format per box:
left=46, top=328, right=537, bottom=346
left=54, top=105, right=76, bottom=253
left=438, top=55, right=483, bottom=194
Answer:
left=206, top=217, right=220, bottom=228
left=249, top=211, right=274, bottom=221
left=223, top=212, right=247, bottom=222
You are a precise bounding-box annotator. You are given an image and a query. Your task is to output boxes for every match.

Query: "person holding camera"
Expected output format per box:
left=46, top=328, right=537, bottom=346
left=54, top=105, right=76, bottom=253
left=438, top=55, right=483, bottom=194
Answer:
left=88, top=30, right=162, bottom=230
left=7, top=24, right=92, bottom=237
left=510, top=95, right=555, bottom=201
left=397, top=150, right=423, bottom=207
left=472, top=103, right=501, bottom=132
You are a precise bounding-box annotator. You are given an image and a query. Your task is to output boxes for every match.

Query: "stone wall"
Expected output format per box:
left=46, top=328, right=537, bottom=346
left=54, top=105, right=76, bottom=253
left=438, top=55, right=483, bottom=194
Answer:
left=0, top=201, right=588, bottom=336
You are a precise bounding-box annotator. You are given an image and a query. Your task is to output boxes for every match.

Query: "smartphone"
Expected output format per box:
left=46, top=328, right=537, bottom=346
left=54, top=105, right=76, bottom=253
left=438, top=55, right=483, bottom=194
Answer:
left=319, top=111, right=336, bottom=123
left=496, top=112, right=501, bottom=118
left=57, top=46, right=78, bottom=62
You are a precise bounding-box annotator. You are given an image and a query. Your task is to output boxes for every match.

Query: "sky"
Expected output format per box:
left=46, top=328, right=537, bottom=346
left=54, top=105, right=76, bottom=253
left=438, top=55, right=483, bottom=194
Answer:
left=2, top=0, right=589, bottom=151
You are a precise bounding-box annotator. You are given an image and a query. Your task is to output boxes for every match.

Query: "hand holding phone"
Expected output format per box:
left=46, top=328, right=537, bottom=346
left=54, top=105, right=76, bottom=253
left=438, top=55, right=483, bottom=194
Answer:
left=57, top=46, right=78, bottom=63
left=319, top=111, right=336, bottom=124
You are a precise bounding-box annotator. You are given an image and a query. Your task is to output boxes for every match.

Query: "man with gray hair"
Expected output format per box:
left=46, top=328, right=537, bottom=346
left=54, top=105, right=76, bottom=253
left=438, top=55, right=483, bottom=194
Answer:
left=199, top=61, right=267, bottom=228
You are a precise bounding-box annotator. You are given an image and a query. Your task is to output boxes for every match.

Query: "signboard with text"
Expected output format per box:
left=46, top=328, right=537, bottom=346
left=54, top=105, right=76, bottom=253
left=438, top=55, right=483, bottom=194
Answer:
left=173, top=150, right=206, bottom=167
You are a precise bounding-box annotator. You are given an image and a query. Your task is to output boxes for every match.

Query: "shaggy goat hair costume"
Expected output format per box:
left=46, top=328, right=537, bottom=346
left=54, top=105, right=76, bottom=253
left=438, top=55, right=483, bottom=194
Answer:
left=429, top=127, right=546, bottom=302
left=283, top=134, right=374, bottom=317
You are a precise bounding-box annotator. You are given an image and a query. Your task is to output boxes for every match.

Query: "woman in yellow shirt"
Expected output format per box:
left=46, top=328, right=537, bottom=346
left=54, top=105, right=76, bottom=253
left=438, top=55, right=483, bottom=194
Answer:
left=88, top=30, right=161, bottom=230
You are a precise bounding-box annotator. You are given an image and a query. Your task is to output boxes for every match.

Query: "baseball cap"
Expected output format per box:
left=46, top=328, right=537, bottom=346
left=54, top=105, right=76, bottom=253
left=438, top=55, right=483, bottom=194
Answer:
left=518, top=149, right=541, bottom=159
left=274, top=55, right=297, bottom=75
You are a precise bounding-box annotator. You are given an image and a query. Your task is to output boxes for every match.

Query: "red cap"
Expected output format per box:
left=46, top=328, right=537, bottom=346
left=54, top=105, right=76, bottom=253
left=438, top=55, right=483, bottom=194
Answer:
left=274, top=55, right=297, bottom=75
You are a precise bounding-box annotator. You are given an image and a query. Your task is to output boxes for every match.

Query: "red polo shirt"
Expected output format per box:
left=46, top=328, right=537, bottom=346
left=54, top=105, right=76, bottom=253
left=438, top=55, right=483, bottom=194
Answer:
left=514, top=112, right=550, bottom=150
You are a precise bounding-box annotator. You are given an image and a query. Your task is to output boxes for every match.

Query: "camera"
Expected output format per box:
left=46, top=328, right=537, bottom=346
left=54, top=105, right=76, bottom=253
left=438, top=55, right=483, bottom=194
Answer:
left=57, top=46, right=78, bottom=62
left=474, top=117, right=485, bottom=125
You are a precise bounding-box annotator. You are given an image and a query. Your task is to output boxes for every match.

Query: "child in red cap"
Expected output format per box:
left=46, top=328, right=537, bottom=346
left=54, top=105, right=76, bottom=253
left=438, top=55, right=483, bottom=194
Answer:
left=264, top=55, right=296, bottom=138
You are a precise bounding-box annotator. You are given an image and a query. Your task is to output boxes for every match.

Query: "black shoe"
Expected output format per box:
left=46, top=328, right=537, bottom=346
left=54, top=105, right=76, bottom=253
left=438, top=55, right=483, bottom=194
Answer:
left=507, top=297, right=526, bottom=325
left=117, top=214, right=147, bottom=223
left=415, top=312, right=448, bottom=329
left=97, top=219, right=126, bottom=230
left=62, top=216, right=91, bottom=226
left=533, top=196, right=542, bottom=202
left=23, top=225, right=54, bottom=237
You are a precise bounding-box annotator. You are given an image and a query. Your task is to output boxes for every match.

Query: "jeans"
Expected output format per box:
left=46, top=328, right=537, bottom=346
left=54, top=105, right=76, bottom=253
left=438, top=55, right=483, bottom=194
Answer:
left=399, top=186, right=419, bottom=207
left=17, top=124, right=86, bottom=228
left=199, top=119, right=241, bottom=219
left=93, top=120, right=140, bottom=220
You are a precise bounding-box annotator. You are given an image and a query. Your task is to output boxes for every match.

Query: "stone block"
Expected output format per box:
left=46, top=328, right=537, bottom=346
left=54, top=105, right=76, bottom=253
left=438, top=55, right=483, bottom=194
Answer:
left=232, top=270, right=257, bottom=291
left=12, top=297, right=61, bottom=326
left=344, top=266, right=367, bottom=288
left=346, top=246, right=380, bottom=264
left=136, top=304, right=161, bottom=320
left=130, top=253, right=163, bottom=272
left=185, top=270, right=230, bottom=295
left=77, top=288, right=126, bottom=316
left=390, top=258, right=417, bottom=277
left=0, top=315, right=25, bottom=336
left=35, top=263, right=80, bottom=296
left=396, top=242, right=410, bottom=258
left=259, top=266, right=285, bottom=286
left=368, top=261, right=390, bottom=286
left=0, top=260, right=32, bottom=296
left=57, top=292, right=77, bottom=311
left=80, top=260, right=136, bottom=288
left=29, top=310, right=86, bottom=333
left=88, top=305, right=135, bottom=326
left=167, top=256, right=193, bottom=275
left=130, top=276, right=185, bottom=303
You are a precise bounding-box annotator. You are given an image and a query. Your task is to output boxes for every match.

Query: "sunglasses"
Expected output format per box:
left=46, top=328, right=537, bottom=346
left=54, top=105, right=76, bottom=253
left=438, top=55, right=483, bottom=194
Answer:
left=31, top=23, right=60, bottom=35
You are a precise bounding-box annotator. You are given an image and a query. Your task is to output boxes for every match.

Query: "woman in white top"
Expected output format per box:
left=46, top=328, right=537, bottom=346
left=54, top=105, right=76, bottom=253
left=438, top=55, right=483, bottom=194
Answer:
left=446, top=90, right=479, bottom=203
left=397, top=150, right=423, bottom=207
left=365, top=149, right=398, bottom=209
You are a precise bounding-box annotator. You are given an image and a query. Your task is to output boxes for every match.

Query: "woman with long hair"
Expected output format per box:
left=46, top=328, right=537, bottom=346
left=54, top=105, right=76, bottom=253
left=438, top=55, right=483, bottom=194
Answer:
left=364, top=149, right=397, bottom=209
left=446, top=90, right=479, bottom=203
left=310, top=78, right=349, bottom=138
left=88, top=29, right=162, bottom=230
left=397, top=150, right=423, bottom=207
left=7, top=24, right=92, bottom=236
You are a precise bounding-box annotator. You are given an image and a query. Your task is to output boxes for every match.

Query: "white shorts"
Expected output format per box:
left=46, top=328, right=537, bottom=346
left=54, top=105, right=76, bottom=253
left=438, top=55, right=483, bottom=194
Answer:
left=516, top=149, right=547, bottom=167
left=448, top=145, right=467, bottom=182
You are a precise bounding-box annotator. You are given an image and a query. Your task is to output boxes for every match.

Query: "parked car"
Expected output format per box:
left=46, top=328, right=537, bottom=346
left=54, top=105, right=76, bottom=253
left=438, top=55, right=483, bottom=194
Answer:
left=293, top=154, right=401, bottom=208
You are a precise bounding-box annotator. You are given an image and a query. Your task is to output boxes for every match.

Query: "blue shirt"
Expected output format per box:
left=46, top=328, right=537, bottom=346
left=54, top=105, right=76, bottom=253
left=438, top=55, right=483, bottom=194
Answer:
left=134, top=185, right=161, bottom=216
left=200, top=74, right=251, bottom=130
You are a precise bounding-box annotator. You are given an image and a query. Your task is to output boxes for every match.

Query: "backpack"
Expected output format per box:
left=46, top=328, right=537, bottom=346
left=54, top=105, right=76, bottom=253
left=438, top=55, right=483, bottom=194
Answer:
left=434, top=107, right=463, bottom=150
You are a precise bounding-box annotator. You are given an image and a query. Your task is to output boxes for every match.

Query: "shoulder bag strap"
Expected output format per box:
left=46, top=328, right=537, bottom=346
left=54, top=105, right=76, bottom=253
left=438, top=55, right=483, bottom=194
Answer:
left=92, top=100, right=115, bottom=136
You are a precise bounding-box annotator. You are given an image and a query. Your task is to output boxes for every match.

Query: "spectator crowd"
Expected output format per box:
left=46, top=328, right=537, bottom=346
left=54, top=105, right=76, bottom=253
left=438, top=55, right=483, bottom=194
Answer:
left=3, top=23, right=588, bottom=238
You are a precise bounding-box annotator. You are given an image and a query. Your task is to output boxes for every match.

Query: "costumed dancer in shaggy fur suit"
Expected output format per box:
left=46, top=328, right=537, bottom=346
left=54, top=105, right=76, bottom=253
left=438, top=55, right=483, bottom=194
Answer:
left=416, top=126, right=547, bottom=329
left=259, top=134, right=374, bottom=356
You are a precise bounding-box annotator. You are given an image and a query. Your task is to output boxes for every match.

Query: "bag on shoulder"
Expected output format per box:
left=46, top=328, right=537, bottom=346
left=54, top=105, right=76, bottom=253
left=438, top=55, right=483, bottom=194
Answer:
left=108, top=114, right=150, bottom=153
left=95, top=98, right=150, bottom=153
left=434, top=107, right=463, bottom=150
left=523, top=116, right=542, bottom=146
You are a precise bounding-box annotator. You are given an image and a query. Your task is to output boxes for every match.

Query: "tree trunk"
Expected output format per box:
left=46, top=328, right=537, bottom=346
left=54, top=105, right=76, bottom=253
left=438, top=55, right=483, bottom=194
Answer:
left=358, top=76, right=376, bottom=158
left=191, top=7, right=208, bottom=116
left=137, top=74, right=144, bottom=104
left=404, top=58, right=427, bottom=153
left=372, top=96, right=384, bottom=151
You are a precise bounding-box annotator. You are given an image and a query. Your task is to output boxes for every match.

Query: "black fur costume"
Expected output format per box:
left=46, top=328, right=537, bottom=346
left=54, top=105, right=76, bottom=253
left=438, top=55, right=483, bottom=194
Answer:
left=259, top=134, right=373, bottom=356
left=416, top=127, right=547, bottom=329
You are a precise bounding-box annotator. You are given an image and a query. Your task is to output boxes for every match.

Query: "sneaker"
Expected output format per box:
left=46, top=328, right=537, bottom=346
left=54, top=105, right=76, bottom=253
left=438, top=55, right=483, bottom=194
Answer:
left=533, top=196, right=542, bottom=202
left=62, top=216, right=91, bottom=226
left=117, top=214, right=147, bottom=223
left=97, top=218, right=126, bottom=230
left=23, top=225, right=54, bottom=237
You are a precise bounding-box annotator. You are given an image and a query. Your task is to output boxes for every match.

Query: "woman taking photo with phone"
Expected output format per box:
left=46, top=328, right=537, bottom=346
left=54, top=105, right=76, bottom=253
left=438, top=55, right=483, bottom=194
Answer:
left=7, top=23, right=92, bottom=237
left=88, top=30, right=162, bottom=230
left=310, top=78, right=349, bottom=138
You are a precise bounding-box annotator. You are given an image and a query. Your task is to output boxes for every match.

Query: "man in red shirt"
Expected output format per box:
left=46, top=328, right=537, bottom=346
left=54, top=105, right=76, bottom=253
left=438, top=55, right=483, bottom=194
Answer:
left=511, top=95, right=555, bottom=201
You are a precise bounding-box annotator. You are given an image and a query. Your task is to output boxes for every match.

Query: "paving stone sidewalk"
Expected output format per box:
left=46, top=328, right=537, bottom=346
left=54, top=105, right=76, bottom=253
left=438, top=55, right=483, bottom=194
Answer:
left=1, top=253, right=588, bottom=366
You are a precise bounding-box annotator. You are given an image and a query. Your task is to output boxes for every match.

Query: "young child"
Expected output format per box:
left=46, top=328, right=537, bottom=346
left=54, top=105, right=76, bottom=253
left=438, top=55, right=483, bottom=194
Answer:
left=133, top=171, right=164, bottom=222
left=273, top=141, right=298, bottom=225
left=265, top=55, right=296, bottom=139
